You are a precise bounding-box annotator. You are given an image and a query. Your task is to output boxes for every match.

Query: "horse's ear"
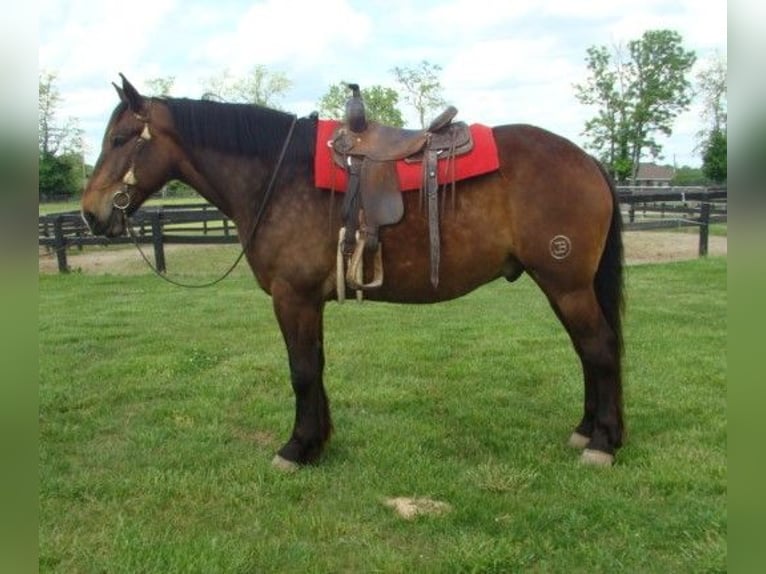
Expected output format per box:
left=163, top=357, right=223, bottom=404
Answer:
left=119, top=73, right=144, bottom=114
left=113, top=82, right=126, bottom=103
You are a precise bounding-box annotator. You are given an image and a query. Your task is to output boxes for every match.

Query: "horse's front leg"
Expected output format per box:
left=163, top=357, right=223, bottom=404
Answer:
left=270, top=279, right=332, bottom=470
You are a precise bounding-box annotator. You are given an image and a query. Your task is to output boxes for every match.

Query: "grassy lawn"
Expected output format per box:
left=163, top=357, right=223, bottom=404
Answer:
left=38, top=257, right=727, bottom=572
left=669, top=223, right=728, bottom=237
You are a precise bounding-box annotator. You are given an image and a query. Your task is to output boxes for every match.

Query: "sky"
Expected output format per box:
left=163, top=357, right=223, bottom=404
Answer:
left=38, top=0, right=727, bottom=167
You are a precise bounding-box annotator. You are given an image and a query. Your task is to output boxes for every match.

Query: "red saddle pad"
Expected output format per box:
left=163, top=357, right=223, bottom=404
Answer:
left=314, top=120, right=499, bottom=192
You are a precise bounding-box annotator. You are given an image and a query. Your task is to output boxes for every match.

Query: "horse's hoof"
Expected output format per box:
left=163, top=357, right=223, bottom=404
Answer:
left=580, top=448, right=615, bottom=466
left=271, top=455, right=300, bottom=473
left=568, top=432, right=590, bottom=449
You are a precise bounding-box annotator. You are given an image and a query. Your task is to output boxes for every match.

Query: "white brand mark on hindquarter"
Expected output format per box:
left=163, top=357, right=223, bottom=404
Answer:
left=549, top=235, right=572, bottom=260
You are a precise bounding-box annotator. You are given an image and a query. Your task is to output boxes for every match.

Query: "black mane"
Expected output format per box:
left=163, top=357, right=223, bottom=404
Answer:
left=161, top=97, right=316, bottom=161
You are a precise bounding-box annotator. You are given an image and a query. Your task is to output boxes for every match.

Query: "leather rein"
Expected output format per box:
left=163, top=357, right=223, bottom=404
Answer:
left=111, top=103, right=298, bottom=288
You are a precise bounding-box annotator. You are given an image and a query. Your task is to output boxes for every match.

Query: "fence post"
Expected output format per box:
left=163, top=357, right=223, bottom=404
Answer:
left=53, top=216, right=69, bottom=273
left=151, top=212, right=167, bottom=273
left=698, top=198, right=711, bottom=257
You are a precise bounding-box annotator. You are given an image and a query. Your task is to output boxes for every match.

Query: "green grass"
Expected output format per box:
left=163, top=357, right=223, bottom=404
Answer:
left=39, top=198, right=83, bottom=215
left=669, top=223, right=728, bottom=237
left=39, top=257, right=727, bottom=572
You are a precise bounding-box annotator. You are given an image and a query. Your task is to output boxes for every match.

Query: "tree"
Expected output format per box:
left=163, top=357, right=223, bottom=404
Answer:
left=702, top=128, right=727, bottom=183
left=696, top=54, right=727, bottom=183
left=575, top=30, right=696, bottom=183
left=317, top=83, right=404, bottom=127
left=145, top=76, right=175, bottom=97
left=672, top=165, right=707, bottom=186
left=200, top=65, right=291, bottom=107
left=39, top=71, right=82, bottom=156
left=39, top=71, right=84, bottom=197
left=39, top=152, right=82, bottom=199
left=391, top=60, right=446, bottom=128
left=696, top=53, right=727, bottom=137
left=38, top=71, right=59, bottom=156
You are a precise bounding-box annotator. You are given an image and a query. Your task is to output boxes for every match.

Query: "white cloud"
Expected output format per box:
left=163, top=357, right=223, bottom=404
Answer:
left=197, top=0, right=371, bottom=75
left=38, top=0, right=726, bottom=166
left=442, top=35, right=576, bottom=90
left=425, top=0, right=531, bottom=34
left=39, top=0, right=177, bottom=82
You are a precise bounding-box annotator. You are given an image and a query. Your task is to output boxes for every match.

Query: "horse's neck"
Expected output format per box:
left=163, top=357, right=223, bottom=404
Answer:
left=180, top=148, right=271, bottom=225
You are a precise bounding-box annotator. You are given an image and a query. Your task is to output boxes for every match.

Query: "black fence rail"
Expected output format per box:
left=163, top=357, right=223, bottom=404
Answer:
left=615, top=186, right=727, bottom=256
left=39, top=203, right=239, bottom=273
left=40, top=188, right=727, bottom=274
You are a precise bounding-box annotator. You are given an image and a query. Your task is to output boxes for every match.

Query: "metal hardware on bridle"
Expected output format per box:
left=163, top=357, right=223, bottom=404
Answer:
left=118, top=109, right=299, bottom=289
left=112, top=188, right=132, bottom=211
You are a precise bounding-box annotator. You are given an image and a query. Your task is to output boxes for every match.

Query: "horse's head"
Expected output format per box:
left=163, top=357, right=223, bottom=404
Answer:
left=81, top=74, right=179, bottom=237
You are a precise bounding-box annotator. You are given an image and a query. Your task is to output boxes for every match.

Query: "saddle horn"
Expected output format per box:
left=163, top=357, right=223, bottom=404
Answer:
left=344, top=83, right=367, bottom=133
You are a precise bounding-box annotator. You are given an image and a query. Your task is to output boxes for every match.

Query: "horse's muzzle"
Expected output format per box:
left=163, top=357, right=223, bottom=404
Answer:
left=81, top=208, right=126, bottom=237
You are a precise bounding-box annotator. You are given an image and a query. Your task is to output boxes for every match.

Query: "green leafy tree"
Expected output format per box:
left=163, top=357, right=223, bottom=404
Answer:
left=672, top=165, right=707, bottom=185
left=702, top=128, right=727, bottom=183
left=200, top=65, right=291, bottom=107
left=318, top=83, right=404, bottom=127
left=39, top=71, right=84, bottom=198
left=575, top=30, right=696, bottom=183
left=391, top=60, right=447, bottom=128
left=575, top=45, right=628, bottom=179
left=696, top=54, right=727, bottom=183
left=39, top=152, right=82, bottom=198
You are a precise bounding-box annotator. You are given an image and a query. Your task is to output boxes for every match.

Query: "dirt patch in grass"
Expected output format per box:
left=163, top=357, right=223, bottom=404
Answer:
left=623, top=231, right=726, bottom=265
left=383, top=497, right=453, bottom=520
left=38, top=244, right=228, bottom=275
left=39, top=231, right=726, bottom=275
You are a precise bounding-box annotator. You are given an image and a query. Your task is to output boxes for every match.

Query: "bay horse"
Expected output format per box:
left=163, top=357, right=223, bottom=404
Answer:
left=81, top=75, right=625, bottom=469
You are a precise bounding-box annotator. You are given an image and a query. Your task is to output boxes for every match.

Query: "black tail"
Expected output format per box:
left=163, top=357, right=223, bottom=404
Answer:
left=593, top=159, right=625, bottom=357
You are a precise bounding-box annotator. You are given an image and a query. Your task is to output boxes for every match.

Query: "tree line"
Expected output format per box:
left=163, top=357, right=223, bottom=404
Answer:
left=39, top=71, right=87, bottom=200
left=39, top=29, right=727, bottom=199
left=574, top=29, right=726, bottom=185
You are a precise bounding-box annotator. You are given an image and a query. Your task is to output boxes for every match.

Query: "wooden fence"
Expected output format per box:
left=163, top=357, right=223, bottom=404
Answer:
left=40, top=188, right=727, bottom=274
left=39, top=203, right=238, bottom=273
left=617, top=186, right=727, bottom=256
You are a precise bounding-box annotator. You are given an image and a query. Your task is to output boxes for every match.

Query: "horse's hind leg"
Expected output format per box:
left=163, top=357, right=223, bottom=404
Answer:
left=546, top=286, right=624, bottom=465
left=270, top=279, right=332, bottom=470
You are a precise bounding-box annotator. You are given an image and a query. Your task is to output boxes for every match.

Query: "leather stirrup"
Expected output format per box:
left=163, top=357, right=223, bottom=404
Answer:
left=346, top=234, right=383, bottom=290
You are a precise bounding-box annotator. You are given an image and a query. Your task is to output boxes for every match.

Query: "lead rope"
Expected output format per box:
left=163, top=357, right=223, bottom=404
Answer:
left=120, top=114, right=298, bottom=289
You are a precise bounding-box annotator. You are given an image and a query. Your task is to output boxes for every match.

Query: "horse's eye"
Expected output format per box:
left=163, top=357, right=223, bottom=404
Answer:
left=112, top=134, right=129, bottom=147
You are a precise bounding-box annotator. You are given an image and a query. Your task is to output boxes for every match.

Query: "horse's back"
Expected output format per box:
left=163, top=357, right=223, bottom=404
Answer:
left=493, top=123, right=607, bottom=189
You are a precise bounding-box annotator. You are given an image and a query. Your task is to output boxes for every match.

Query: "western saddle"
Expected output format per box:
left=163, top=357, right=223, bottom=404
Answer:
left=331, top=84, right=473, bottom=296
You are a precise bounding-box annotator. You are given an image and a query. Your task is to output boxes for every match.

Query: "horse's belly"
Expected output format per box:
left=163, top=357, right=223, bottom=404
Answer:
left=361, top=244, right=513, bottom=303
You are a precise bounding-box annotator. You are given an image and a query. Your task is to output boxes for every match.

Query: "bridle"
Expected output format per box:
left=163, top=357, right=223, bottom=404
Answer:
left=110, top=108, right=152, bottom=214
left=110, top=101, right=298, bottom=288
